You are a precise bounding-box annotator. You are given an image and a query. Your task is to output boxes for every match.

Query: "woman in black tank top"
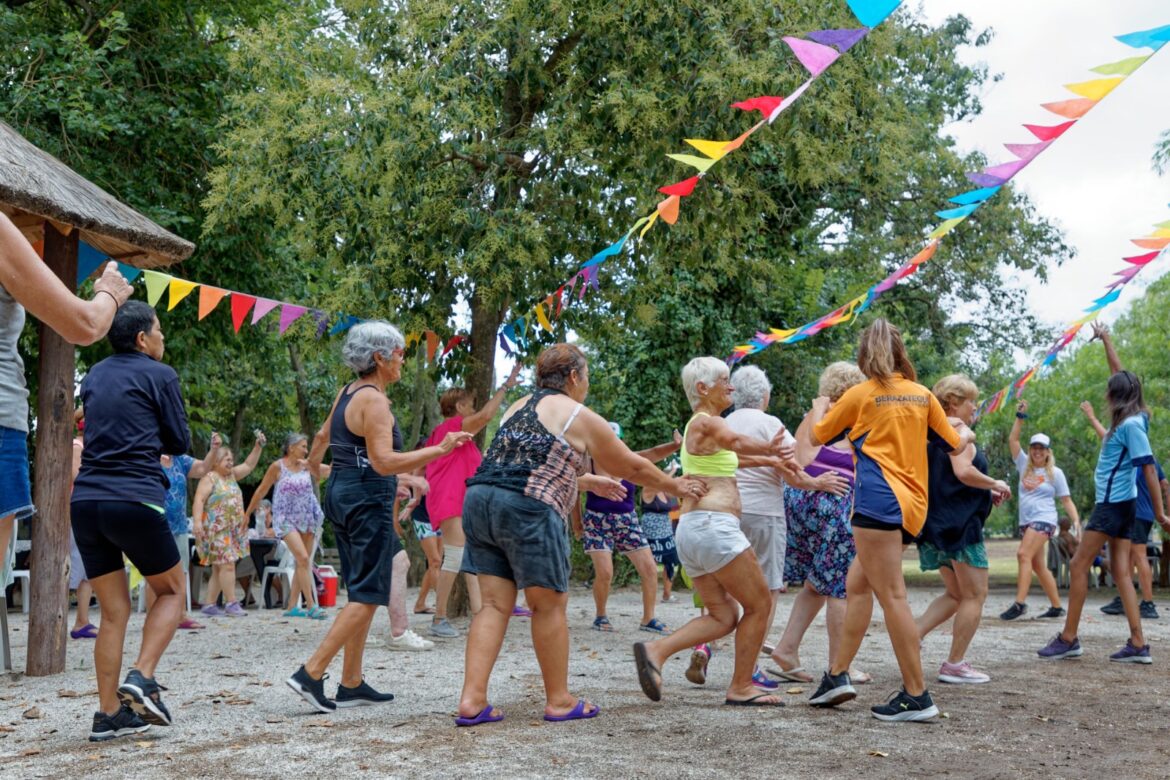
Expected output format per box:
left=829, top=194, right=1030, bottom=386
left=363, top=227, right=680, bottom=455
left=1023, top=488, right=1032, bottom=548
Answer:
left=286, top=321, right=472, bottom=714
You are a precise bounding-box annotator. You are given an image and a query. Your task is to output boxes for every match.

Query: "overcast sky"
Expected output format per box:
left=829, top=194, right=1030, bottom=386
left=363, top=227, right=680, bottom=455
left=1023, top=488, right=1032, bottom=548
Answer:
left=920, top=0, right=1170, bottom=328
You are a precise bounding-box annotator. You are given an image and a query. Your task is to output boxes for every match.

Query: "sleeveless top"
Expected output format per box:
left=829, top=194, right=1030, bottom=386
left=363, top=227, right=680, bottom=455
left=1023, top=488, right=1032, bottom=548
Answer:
left=920, top=440, right=992, bottom=553
left=0, top=284, right=28, bottom=432
left=680, top=413, right=738, bottom=477
left=804, top=445, right=856, bottom=486
left=584, top=471, right=636, bottom=514
left=467, top=389, right=586, bottom=519
left=272, top=459, right=325, bottom=525
left=641, top=493, right=677, bottom=514
left=329, top=383, right=380, bottom=470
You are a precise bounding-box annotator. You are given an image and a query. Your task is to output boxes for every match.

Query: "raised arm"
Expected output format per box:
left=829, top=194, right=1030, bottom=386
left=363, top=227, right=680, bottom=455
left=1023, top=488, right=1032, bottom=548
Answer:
left=1009, top=399, right=1027, bottom=460
left=1079, top=401, right=1107, bottom=440
left=0, top=213, right=133, bottom=345
left=634, top=430, right=683, bottom=463
left=244, top=459, right=281, bottom=518
left=463, top=363, right=523, bottom=435
left=575, top=408, right=704, bottom=498
left=189, top=432, right=223, bottom=480
left=794, top=398, right=832, bottom=467
left=232, top=432, right=267, bottom=481
left=1091, top=322, right=1123, bottom=374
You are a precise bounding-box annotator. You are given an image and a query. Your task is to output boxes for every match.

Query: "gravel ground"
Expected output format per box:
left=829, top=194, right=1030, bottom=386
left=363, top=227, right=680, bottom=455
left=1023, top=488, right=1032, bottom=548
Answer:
left=3, top=583, right=1170, bottom=779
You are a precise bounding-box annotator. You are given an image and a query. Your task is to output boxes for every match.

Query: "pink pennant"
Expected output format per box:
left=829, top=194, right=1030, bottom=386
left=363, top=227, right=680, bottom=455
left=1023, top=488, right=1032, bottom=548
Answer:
left=783, top=36, right=841, bottom=76
left=1004, top=140, right=1052, bottom=161
left=1024, top=121, right=1076, bottom=141
left=1123, top=251, right=1161, bottom=266
left=983, top=159, right=1029, bottom=181
left=732, top=96, right=784, bottom=116
left=278, top=304, right=308, bottom=334
left=251, top=297, right=280, bottom=325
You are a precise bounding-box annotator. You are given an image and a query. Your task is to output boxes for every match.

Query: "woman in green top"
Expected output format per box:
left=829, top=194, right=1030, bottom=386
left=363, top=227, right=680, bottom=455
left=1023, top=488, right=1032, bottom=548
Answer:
left=634, top=356, right=797, bottom=707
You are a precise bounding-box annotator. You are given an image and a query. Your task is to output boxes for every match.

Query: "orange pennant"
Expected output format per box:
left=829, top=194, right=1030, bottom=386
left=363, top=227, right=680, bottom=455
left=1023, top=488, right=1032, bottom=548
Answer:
left=1040, top=98, right=1097, bottom=119
left=197, top=286, right=229, bottom=321
left=425, top=330, right=440, bottom=363
left=909, top=240, right=940, bottom=266
left=722, top=120, right=766, bottom=154
left=1131, top=237, right=1170, bottom=250
left=657, top=195, right=680, bottom=225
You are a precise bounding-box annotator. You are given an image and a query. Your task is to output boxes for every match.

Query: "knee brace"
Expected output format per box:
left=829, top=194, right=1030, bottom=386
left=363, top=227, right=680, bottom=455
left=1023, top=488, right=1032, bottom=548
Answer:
left=442, top=545, right=464, bottom=574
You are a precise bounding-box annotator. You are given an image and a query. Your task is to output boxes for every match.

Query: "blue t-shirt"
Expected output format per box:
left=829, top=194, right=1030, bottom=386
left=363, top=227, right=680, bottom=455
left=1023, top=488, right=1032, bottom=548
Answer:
left=1134, top=458, right=1166, bottom=521
left=162, top=454, right=195, bottom=534
left=1094, top=414, right=1155, bottom=503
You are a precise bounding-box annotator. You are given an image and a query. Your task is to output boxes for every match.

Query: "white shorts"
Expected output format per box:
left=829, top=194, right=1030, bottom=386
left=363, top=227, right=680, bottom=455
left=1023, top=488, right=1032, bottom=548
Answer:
left=739, top=512, right=786, bottom=590
left=675, top=511, right=752, bottom=578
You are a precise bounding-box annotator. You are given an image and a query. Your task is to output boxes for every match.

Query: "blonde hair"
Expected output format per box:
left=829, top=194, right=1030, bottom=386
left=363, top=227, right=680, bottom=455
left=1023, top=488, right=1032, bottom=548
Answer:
left=1028, top=440, right=1057, bottom=484
left=856, top=319, right=916, bottom=385
left=818, top=362, right=866, bottom=402
left=681, top=357, right=729, bottom=410
left=931, top=374, right=978, bottom=414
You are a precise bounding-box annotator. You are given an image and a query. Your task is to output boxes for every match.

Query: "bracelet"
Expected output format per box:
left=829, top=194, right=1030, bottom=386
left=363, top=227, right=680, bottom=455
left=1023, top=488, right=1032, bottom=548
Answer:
left=1015, top=412, right=1028, bottom=420
left=95, top=289, right=121, bottom=309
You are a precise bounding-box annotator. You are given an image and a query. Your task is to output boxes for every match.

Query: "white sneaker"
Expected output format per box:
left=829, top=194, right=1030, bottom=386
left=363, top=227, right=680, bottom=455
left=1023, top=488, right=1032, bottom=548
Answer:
left=938, top=660, right=990, bottom=684
left=388, top=629, right=434, bottom=652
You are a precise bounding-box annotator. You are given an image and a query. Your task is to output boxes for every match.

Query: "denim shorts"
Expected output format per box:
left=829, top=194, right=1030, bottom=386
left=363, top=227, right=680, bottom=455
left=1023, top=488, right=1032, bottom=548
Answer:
left=0, top=425, right=33, bottom=521
left=461, top=484, right=570, bottom=592
left=324, top=468, right=400, bottom=605
left=918, top=540, right=988, bottom=571
left=1086, top=499, right=1137, bottom=540
left=675, top=510, right=751, bottom=578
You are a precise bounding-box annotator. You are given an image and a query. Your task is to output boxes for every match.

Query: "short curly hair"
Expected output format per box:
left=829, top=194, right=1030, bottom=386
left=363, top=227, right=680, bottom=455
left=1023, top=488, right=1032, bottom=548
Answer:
left=818, top=361, right=866, bottom=402
left=932, top=374, right=979, bottom=414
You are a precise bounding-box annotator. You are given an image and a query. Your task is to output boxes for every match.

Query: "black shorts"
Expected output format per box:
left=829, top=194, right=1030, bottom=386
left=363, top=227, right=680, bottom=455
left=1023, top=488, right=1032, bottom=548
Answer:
left=324, top=468, right=400, bottom=605
left=71, top=500, right=180, bottom=580
left=1086, top=500, right=1137, bottom=540
left=851, top=513, right=916, bottom=546
left=461, top=484, right=571, bottom=592
left=1131, top=517, right=1155, bottom=545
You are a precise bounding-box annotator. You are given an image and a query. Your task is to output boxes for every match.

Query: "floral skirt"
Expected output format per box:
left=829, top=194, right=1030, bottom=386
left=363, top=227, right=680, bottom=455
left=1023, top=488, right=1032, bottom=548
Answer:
left=783, top=485, right=855, bottom=600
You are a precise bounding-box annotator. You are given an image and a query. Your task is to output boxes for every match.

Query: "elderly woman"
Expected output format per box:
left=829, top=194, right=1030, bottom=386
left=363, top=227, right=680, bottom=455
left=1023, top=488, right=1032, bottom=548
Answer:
left=914, top=375, right=1011, bottom=685
left=425, top=363, right=521, bottom=638
left=455, top=344, right=706, bottom=726
left=246, top=433, right=327, bottom=619
left=1, top=212, right=132, bottom=609
left=193, top=434, right=266, bottom=617
left=798, top=319, right=973, bottom=722
left=632, top=357, right=797, bottom=708
left=288, top=322, right=472, bottom=713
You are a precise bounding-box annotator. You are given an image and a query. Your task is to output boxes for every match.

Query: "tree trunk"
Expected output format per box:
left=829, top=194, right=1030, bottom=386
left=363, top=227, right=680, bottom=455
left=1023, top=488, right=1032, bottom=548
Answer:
left=467, top=289, right=505, bottom=449
left=26, top=224, right=77, bottom=676
left=229, top=396, right=248, bottom=452
left=286, top=341, right=314, bottom=437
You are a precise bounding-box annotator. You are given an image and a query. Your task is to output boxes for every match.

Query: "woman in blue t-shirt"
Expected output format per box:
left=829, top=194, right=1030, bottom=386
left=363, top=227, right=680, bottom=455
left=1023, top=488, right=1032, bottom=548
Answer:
left=1039, top=370, right=1170, bottom=663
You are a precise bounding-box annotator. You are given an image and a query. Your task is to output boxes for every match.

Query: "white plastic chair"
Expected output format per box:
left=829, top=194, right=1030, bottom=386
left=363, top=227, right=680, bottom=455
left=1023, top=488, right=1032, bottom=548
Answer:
left=136, top=533, right=193, bottom=613
left=12, top=569, right=30, bottom=614
left=262, top=535, right=318, bottom=610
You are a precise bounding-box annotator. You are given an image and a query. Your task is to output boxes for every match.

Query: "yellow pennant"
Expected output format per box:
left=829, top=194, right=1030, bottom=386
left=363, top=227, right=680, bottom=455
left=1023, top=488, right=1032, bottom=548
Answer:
left=167, top=278, right=199, bottom=311
left=1063, top=77, right=1124, bottom=101
left=666, top=153, right=719, bottom=173
left=769, top=328, right=798, bottom=340
left=639, top=212, right=659, bottom=239
left=534, top=301, right=554, bottom=333
left=684, top=138, right=735, bottom=160
left=928, top=217, right=965, bottom=239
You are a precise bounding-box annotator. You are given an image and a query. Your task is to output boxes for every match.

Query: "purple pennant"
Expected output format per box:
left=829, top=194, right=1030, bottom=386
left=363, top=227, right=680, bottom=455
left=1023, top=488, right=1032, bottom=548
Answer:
left=498, top=331, right=514, bottom=357
left=278, top=304, right=308, bottom=335
left=806, top=28, right=869, bottom=52
left=312, top=309, right=329, bottom=338
left=1004, top=140, right=1052, bottom=161
left=966, top=172, right=1008, bottom=187
left=983, top=159, right=1029, bottom=181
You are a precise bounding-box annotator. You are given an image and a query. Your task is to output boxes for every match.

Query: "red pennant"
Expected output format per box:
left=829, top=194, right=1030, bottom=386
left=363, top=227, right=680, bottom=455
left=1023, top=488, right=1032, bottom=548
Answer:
left=658, top=176, right=700, bottom=197
left=732, top=96, right=784, bottom=116
left=230, top=293, right=256, bottom=333
left=442, top=334, right=465, bottom=357
left=554, top=286, right=565, bottom=317
left=1123, top=251, right=1161, bottom=266
left=1024, top=121, right=1076, bottom=141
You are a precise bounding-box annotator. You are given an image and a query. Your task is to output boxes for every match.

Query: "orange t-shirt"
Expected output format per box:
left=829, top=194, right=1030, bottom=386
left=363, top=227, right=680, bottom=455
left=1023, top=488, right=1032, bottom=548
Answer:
left=813, top=374, right=962, bottom=536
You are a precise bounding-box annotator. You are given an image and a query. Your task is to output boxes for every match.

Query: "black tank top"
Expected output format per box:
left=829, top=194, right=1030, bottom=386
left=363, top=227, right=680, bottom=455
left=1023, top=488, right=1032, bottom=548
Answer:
left=329, top=383, right=380, bottom=471
left=920, top=439, right=993, bottom=553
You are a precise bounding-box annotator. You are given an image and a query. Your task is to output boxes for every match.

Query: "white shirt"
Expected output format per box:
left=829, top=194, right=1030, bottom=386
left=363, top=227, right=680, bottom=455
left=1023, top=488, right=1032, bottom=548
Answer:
left=725, top=407, right=795, bottom=516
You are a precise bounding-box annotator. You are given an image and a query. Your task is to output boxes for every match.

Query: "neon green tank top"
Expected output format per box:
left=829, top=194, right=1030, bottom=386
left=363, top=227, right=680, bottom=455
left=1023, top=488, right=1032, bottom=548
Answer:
left=680, top=413, right=739, bottom=477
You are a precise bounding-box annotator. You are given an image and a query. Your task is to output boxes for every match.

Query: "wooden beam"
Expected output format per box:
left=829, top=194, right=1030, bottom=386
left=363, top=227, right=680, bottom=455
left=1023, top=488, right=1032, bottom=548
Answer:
left=26, top=222, right=77, bottom=676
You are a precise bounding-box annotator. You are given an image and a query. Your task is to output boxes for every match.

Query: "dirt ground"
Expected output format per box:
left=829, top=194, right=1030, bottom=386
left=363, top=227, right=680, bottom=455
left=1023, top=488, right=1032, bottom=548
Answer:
left=3, top=571, right=1170, bottom=779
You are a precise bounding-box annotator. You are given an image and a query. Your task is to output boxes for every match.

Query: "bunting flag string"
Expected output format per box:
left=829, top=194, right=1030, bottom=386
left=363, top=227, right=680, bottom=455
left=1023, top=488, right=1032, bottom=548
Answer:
left=976, top=211, right=1170, bottom=418
left=497, top=0, right=907, bottom=355
left=726, top=20, right=1170, bottom=364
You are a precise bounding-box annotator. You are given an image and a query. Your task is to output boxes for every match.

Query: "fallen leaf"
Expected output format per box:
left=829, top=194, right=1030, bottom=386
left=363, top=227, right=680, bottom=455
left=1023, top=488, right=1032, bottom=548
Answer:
left=868, top=750, right=888, bottom=758
left=305, top=720, right=334, bottom=728
left=21, top=748, right=42, bottom=757
left=22, top=707, right=42, bottom=720
left=1035, top=715, right=1050, bottom=723
left=135, top=741, right=153, bottom=748
left=0, top=725, right=15, bottom=733
left=85, top=753, right=105, bottom=760
left=265, top=716, right=288, bottom=724
left=786, top=687, right=804, bottom=695
left=57, top=689, right=83, bottom=698
left=941, top=712, right=950, bottom=719
left=226, top=699, right=253, bottom=706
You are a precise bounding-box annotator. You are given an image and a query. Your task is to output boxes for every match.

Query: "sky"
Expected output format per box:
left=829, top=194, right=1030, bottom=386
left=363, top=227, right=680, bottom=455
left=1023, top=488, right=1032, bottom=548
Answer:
left=920, top=0, right=1170, bottom=327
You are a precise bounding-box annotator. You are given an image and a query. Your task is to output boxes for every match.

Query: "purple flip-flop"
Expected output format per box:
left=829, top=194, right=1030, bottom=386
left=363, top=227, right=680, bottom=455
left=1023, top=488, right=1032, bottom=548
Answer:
left=70, top=623, right=98, bottom=639
left=455, top=705, right=505, bottom=727
left=543, top=699, right=600, bottom=723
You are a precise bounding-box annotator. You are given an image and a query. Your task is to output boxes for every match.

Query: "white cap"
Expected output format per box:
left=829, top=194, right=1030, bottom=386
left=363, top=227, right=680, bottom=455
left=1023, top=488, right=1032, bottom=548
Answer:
left=1030, top=433, right=1051, bottom=448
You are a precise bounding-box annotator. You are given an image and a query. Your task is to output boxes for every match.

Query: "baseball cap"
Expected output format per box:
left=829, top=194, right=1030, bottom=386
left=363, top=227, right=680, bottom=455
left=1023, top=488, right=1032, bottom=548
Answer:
left=1029, top=433, right=1051, bottom=448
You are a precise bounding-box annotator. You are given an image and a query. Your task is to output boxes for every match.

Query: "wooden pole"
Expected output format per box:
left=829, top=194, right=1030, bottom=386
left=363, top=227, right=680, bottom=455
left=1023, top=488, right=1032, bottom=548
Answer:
left=26, top=223, right=78, bottom=676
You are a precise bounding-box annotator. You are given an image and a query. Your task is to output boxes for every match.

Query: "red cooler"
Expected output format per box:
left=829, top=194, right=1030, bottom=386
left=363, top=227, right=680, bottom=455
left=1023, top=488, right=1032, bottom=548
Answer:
left=318, top=565, right=339, bottom=607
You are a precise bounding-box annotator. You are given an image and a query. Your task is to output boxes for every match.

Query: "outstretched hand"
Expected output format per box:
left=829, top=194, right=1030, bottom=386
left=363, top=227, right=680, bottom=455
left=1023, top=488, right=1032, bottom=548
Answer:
left=1090, top=322, right=1109, bottom=341
left=504, top=363, right=523, bottom=390
left=672, top=476, right=708, bottom=500
left=591, top=476, right=628, bottom=502
left=1079, top=401, right=1096, bottom=418
left=439, top=431, right=474, bottom=453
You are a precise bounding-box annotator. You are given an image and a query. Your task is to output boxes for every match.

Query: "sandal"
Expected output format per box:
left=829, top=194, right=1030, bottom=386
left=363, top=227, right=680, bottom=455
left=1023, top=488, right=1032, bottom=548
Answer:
left=70, top=623, right=98, bottom=639
left=306, top=607, right=327, bottom=620
left=724, top=692, right=785, bottom=707
left=686, top=644, right=710, bottom=686
left=767, top=665, right=814, bottom=684
left=414, top=606, right=436, bottom=615
left=751, top=667, right=780, bottom=690
left=592, top=616, right=614, bottom=632
left=633, top=642, right=663, bottom=702
left=544, top=698, right=600, bottom=722
left=512, top=606, right=533, bottom=618
left=639, top=617, right=671, bottom=635
left=455, top=704, right=504, bottom=727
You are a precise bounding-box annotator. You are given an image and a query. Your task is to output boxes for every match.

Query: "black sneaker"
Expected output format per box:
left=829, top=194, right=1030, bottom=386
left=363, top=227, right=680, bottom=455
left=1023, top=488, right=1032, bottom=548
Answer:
left=335, top=679, right=395, bottom=708
left=1038, top=606, right=1066, bottom=619
left=286, top=665, right=336, bottom=713
left=871, top=688, right=939, bottom=722
left=1141, top=600, right=1159, bottom=620
left=999, top=602, right=1027, bottom=621
left=89, top=704, right=150, bottom=742
left=117, top=669, right=172, bottom=726
left=1100, top=596, right=1124, bottom=615
left=808, top=670, right=856, bottom=707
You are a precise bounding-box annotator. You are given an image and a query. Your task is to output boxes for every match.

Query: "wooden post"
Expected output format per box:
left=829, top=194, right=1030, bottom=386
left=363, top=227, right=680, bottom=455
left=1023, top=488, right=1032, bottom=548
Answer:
left=26, top=223, right=78, bottom=676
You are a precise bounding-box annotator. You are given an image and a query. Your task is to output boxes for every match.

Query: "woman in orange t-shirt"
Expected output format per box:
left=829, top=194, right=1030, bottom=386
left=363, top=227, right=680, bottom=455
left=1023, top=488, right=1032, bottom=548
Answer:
left=794, top=319, right=972, bottom=722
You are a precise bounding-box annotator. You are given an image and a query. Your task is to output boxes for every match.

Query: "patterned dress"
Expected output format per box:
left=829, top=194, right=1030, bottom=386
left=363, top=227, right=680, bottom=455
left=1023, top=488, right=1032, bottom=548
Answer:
left=272, top=460, right=325, bottom=537
left=198, top=472, right=249, bottom=565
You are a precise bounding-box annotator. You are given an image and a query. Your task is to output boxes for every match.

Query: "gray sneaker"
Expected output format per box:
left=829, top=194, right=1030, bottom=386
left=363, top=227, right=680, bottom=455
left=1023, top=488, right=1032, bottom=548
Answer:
left=430, top=618, right=459, bottom=638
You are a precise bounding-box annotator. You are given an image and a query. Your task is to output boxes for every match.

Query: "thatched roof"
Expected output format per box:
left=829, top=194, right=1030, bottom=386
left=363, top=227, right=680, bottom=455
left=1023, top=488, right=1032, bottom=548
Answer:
left=0, top=121, right=193, bottom=268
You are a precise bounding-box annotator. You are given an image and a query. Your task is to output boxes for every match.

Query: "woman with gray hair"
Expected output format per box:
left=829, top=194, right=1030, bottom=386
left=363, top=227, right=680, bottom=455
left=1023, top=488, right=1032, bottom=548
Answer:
left=287, top=321, right=473, bottom=713
left=246, top=432, right=328, bottom=618
left=633, top=356, right=798, bottom=707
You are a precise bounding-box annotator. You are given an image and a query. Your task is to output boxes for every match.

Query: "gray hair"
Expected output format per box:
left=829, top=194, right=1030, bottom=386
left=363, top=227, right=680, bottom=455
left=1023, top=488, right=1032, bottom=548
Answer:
left=731, top=365, right=772, bottom=411
left=681, top=356, right=729, bottom=410
left=282, top=433, right=308, bottom=456
left=341, top=320, right=405, bottom=376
